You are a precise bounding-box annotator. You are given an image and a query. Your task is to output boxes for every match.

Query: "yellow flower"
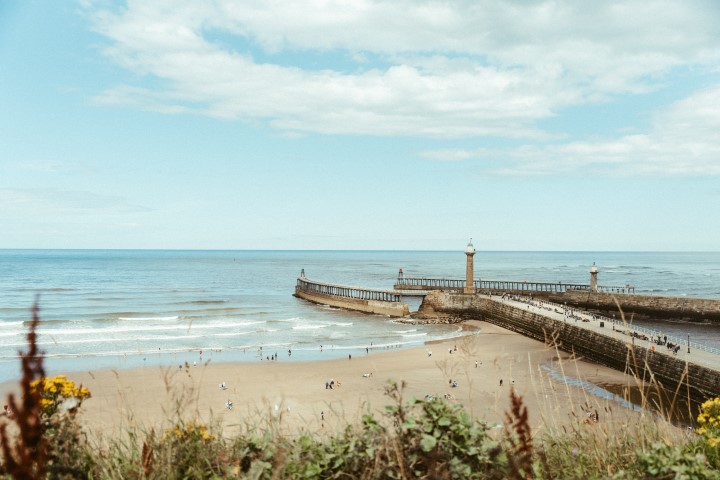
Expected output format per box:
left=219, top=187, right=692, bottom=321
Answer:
left=164, top=422, right=215, bottom=442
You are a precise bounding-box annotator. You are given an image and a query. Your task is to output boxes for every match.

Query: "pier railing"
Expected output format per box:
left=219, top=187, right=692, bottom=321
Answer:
left=394, top=277, right=635, bottom=294
left=297, top=277, right=403, bottom=303
left=475, top=279, right=590, bottom=293
left=616, top=321, right=720, bottom=357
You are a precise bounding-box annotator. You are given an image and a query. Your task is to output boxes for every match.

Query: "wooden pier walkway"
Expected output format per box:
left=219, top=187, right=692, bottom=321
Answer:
left=395, top=276, right=635, bottom=294
left=297, top=277, right=402, bottom=302
left=295, top=274, right=409, bottom=317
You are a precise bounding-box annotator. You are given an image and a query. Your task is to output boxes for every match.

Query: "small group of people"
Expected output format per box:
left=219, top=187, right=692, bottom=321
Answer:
left=448, top=379, right=458, bottom=388
left=218, top=382, right=227, bottom=390
left=362, top=372, right=373, bottom=378
left=665, top=341, right=682, bottom=355
left=325, top=379, right=340, bottom=389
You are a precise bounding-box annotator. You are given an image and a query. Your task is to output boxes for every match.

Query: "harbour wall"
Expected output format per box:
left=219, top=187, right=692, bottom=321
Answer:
left=402, top=282, right=720, bottom=323
left=534, top=290, right=720, bottom=323
left=418, top=291, right=720, bottom=402
left=294, top=288, right=409, bottom=317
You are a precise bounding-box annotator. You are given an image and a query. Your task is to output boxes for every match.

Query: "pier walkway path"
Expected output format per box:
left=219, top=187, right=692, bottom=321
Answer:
left=487, top=294, right=720, bottom=372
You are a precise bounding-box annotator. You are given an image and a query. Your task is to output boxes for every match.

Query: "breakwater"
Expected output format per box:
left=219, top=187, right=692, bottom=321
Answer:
left=295, top=277, right=409, bottom=317
left=417, top=291, right=720, bottom=402
left=396, top=277, right=720, bottom=323
left=533, top=290, right=720, bottom=324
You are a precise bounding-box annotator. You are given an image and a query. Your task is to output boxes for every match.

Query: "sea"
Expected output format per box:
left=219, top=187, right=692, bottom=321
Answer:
left=1, top=250, right=720, bottom=384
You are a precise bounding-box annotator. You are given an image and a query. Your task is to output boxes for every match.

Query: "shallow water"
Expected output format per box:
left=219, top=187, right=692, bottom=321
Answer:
left=1, top=250, right=719, bottom=383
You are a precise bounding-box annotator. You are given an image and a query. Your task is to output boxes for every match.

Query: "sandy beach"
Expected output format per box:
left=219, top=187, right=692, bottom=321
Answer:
left=1, top=321, right=637, bottom=439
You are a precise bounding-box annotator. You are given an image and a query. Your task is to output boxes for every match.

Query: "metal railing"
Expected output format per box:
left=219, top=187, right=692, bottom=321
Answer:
left=395, top=276, right=635, bottom=294
left=297, top=277, right=402, bottom=303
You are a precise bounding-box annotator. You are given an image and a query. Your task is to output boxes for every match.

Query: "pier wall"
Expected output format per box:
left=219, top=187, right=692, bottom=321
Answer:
left=403, top=278, right=720, bottom=323
left=419, top=291, right=720, bottom=401
left=294, top=288, right=409, bottom=317
left=530, top=290, right=720, bottom=323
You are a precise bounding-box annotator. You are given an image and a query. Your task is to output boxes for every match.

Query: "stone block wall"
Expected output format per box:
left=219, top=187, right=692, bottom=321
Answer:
left=532, top=290, right=720, bottom=323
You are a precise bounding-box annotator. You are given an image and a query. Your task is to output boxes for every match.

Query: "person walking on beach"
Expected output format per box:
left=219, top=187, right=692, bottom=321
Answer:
left=499, top=379, right=503, bottom=387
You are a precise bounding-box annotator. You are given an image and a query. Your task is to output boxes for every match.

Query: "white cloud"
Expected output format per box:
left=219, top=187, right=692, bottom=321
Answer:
left=422, top=86, right=720, bottom=176
left=84, top=0, right=720, bottom=138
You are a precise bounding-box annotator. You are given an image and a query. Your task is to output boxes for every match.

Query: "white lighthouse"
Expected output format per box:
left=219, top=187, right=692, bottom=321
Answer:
left=464, top=239, right=476, bottom=294
left=590, top=262, right=599, bottom=293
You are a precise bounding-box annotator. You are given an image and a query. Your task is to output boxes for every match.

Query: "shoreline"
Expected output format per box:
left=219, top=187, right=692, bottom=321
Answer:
left=0, top=321, right=631, bottom=437
left=0, top=319, right=471, bottom=385
left=1, top=321, right=641, bottom=438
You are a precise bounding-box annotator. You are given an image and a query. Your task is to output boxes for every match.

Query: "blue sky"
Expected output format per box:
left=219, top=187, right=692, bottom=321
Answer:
left=1, top=1, right=719, bottom=251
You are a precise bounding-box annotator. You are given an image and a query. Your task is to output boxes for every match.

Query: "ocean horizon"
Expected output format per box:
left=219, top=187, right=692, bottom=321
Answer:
left=2, top=249, right=719, bottom=384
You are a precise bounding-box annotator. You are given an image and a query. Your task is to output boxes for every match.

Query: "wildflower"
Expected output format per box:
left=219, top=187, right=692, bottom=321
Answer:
left=28, top=375, right=91, bottom=417
left=696, top=396, right=720, bottom=450
left=163, top=421, right=216, bottom=443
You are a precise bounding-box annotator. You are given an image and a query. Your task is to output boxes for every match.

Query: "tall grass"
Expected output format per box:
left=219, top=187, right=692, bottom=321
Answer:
left=2, top=304, right=719, bottom=479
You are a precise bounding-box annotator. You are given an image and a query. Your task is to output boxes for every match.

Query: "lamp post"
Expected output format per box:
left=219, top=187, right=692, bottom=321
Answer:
left=688, top=335, right=690, bottom=354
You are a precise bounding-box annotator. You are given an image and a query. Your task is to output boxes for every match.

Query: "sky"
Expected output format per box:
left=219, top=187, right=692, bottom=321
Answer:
left=1, top=1, right=719, bottom=251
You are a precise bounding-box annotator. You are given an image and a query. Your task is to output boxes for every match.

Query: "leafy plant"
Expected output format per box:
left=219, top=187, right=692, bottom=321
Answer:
left=29, top=375, right=91, bottom=419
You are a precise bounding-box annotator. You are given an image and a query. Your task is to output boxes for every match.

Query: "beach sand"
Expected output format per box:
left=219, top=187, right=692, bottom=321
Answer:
left=1, top=321, right=637, bottom=439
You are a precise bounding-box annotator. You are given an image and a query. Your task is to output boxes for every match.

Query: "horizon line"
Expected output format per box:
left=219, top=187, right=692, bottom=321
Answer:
left=1, top=248, right=719, bottom=254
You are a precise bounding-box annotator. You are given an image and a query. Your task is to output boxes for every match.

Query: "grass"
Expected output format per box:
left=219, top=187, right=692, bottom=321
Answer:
left=2, top=304, right=720, bottom=479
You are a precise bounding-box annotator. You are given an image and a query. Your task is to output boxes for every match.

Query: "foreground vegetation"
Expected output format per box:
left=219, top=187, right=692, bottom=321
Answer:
left=2, top=307, right=719, bottom=479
